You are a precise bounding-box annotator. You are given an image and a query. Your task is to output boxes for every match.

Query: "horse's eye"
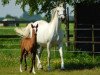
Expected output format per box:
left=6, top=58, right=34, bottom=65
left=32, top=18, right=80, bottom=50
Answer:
left=57, top=10, right=59, bottom=12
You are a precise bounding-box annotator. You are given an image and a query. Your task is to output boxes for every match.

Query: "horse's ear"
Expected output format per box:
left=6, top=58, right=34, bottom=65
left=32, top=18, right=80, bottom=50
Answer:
left=36, top=24, right=38, bottom=28
left=59, top=3, right=64, bottom=7
left=31, top=24, right=34, bottom=28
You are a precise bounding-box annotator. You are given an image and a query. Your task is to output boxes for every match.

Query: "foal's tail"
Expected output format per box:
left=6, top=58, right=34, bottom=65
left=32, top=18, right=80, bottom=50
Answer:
left=14, top=27, right=30, bottom=38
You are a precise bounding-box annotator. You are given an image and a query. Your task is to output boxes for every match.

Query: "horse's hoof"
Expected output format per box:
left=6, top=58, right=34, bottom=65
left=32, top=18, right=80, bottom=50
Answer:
left=32, top=71, right=36, bottom=74
left=38, top=67, right=43, bottom=70
left=20, top=69, right=23, bottom=72
left=29, top=70, right=32, bottom=73
left=20, top=70, right=22, bottom=73
left=37, top=64, right=43, bottom=70
left=61, top=67, right=65, bottom=70
left=47, top=66, right=51, bottom=71
left=25, top=68, right=27, bottom=71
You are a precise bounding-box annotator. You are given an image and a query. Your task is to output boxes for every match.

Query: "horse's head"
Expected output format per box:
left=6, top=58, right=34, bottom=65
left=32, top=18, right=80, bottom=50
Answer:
left=56, top=3, right=65, bottom=20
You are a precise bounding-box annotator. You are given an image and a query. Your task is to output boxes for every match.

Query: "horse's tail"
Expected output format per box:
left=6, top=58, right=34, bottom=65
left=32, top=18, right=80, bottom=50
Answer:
left=14, top=27, right=30, bottom=38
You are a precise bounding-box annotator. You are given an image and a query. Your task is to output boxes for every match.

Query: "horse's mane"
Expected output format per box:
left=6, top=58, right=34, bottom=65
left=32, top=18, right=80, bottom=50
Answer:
left=51, top=8, right=57, bottom=21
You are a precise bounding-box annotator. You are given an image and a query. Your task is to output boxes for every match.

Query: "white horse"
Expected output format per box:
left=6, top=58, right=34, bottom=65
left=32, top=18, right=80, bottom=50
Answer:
left=15, top=3, right=65, bottom=70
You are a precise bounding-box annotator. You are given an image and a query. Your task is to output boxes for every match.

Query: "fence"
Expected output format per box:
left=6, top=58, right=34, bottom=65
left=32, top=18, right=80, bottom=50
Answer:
left=0, top=21, right=32, bottom=26
left=0, top=25, right=100, bottom=51
left=0, top=22, right=100, bottom=63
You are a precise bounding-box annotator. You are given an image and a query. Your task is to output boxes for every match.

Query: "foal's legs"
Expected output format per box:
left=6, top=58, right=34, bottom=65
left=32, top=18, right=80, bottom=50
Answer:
left=24, top=51, right=28, bottom=71
left=58, top=43, right=65, bottom=70
left=30, top=53, right=36, bottom=74
left=20, top=50, right=25, bottom=72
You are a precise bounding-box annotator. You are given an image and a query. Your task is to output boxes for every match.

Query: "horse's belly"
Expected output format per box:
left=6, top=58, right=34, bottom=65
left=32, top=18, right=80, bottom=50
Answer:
left=37, top=34, right=48, bottom=46
left=36, top=34, right=57, bottom=47
left=37, top=38, right=47, bottom=45
left=37, top=39, right=57, bottom=47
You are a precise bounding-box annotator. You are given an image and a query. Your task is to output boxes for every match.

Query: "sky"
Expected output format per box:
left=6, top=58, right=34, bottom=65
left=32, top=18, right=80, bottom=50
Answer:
left=0, top=0, right=74, bottom=18
left=0, top=0, right=28, bottom=18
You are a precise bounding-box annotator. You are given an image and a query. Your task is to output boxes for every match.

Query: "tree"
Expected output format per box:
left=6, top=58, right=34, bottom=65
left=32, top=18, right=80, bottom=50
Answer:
left=5, top=14, right=14, bottom=18
left=1, top=0, right=99, bottom=15
left=1, top=0, right=72, bottom=15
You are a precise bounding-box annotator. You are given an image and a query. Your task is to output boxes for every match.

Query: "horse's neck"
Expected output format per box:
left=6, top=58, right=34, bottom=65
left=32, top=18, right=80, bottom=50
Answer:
left=49, top=11, right=59, bottom=33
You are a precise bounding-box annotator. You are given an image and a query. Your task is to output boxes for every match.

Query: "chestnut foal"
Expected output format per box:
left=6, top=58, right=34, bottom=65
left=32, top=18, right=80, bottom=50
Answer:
left=20, top=24, right=38, bottom=74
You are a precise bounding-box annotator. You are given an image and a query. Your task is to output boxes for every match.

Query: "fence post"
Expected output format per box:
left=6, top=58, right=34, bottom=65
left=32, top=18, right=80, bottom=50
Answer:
left=74, top=4, right=77, bottom=50
left=64, top=0, right=69, bottom=47
left=67, top=7, right=69, bottom=46
left=65, top=7, right=69, bottom=46
left=92, top=24, right=95, bottom=63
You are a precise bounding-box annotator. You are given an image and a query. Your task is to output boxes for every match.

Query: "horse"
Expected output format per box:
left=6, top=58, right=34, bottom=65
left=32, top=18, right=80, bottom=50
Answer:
left=19, top=24, right=38, bottom=74
left=15, top=3, right=65, bottom=70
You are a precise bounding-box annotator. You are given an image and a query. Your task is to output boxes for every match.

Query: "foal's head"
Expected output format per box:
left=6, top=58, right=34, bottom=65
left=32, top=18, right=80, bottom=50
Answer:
left=31, top=24, right=38, bottom=35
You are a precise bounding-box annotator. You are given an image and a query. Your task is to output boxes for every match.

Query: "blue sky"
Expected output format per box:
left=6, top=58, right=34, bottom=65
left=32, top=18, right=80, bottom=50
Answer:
left=0, top=0, right=74, bottom=18
left=0, top=0, right=28, bottom=18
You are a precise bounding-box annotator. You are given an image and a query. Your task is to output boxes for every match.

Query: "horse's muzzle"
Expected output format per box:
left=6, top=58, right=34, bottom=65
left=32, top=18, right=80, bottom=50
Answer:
left=61, top=17, right=65, bottom=22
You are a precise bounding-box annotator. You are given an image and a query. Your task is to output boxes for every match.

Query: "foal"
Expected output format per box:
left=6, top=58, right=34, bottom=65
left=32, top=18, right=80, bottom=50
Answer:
left=20, top=24, right=38, bottom=74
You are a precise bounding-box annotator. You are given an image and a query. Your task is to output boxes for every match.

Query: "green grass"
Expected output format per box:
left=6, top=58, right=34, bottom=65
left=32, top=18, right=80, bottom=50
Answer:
left=0, top=67, right=100, bottom=75
left=0, top=24, right=27, bottom=35
left=0, top=49, right=100, bottom=75
left=0, top=48, right=100, bottom=75
left=0, top=28, right=15, bottom=35
left=0, top=24, right=100, bottom=75
left=0, top=38, right=20, bottom=44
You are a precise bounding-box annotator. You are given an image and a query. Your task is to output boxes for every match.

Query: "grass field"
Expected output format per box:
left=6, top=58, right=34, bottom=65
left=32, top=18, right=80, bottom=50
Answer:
left=0, top=67, right=100, bottom=75
left=0, top=23, right=100, bottom=75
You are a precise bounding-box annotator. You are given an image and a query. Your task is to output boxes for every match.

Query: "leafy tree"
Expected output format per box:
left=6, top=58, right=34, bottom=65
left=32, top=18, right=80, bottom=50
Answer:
left=1, top=0, right=72, bottom=15
left=1, top=0, right=98, bottom=21
left=5, top=14, right=19, bottom=20
left=1, top=0, right=99, bottom=15
left=5, top=14, right=14, bottom=18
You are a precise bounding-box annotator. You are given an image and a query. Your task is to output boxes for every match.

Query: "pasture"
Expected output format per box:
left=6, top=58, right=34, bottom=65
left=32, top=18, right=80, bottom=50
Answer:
left=0, top=23, right=100, bottom=75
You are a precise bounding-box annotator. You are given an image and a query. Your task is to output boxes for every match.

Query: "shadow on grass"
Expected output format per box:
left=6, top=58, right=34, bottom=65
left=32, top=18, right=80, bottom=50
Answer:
left=54, top=63, right=100, bottom=71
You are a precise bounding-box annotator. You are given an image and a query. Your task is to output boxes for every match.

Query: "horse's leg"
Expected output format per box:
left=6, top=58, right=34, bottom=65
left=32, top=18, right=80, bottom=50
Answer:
left=30, top=53, right=36, bottom=74
left=37, top=46, right=43, bottom=58
left=58, top=43, right=65, bottom=70
left=24, top=51, right=27, bottom=71
left=20, top=50, right=24, bottom=72
left=36, top=54, right=43, bottom=70
left=47, top=42, right=51, bottom=71
left=36, top=46, right=43, bottom=69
